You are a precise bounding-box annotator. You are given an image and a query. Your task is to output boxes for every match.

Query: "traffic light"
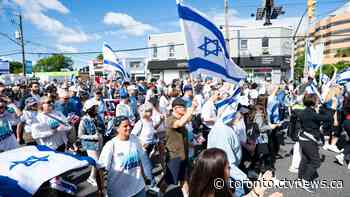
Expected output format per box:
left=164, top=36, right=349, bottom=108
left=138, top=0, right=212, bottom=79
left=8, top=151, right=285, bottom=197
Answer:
left=307, top=0, right=316, bottom=20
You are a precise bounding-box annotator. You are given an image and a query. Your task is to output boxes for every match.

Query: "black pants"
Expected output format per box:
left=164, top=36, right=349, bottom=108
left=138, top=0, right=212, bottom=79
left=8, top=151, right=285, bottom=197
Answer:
left=298, top=141, right=321, bottom=181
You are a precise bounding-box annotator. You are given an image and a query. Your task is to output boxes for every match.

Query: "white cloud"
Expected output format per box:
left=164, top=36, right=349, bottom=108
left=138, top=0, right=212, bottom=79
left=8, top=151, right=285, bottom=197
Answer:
left=12, top=0, right=94, bottom=44
left=56, top=44, right=78, bottom=53
left=103, top=12, right=158, bottom=36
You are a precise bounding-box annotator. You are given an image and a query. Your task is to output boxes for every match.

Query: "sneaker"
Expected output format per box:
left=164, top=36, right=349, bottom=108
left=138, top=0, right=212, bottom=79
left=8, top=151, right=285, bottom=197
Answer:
left=322, top=144, right=330, bottom=151
left=348, top=162, right=350, bottom=170
left=301, top=180, right=316, bottom=193
left=288, top=167, right=299, bottom=174
left=335, top=154, right=344, bottom=165
left=87, top=177, right=97, bottom=186
left=328, top=145, right=342, bottom=153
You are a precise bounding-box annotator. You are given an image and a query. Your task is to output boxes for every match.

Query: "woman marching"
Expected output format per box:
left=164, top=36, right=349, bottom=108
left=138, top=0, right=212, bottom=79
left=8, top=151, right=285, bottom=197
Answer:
left=97, top=116, right=153, bottom=197
left=298, top=94, right=336, bottom=192
left=78, top=99, right=103, bottom=186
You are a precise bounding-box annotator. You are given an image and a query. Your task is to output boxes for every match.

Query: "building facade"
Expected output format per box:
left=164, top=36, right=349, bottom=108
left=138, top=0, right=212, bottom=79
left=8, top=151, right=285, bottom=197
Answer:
left=228, top=26, right=292, bottom=83
left=85, top=55, right=146, bottom=81
left=147, top=27, right=292, bottom=84
left=147, top=32, right=188, bottom=84
left=294, top=3, right=350, bottom=65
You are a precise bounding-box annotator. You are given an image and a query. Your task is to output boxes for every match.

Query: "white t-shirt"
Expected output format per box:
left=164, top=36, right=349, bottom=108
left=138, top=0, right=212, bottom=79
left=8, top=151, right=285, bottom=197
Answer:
left=194, top=94, right=204, bottom=115
left=98, top=136, right=148, bottom=197
left=20, top=110, right=39, bottom=133
left=159, top=96, right=169, bottom=114
left=233, top=118, right=247, bottom=144
left=152, top=110, right=165, bottom=132
left=33, top=112, right=69, bottom=150
left=131, top=119, right=156, bottom=145
left=201, top=100, right=216, bottom=128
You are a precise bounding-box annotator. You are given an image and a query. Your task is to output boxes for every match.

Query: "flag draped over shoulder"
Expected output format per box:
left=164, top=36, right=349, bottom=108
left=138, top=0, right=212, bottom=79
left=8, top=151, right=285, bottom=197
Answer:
left=0, top=145, right=95, bottom=197
left=103, top=42, right=130, bottom=81
left=215, top=87, right=241, bottom=124
left=177, top=3, right=246, bottom=84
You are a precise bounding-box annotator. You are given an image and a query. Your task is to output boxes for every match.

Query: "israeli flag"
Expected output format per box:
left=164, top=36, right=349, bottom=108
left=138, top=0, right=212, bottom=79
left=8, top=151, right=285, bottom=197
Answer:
left=103, top=42, right=130, bottom=81
left=219, top=103, right=239, bottom=125
left=305, top=82, right=324, bottom=102
left=215, top=87, right=241, bottom=111
left=337, top=67, right=350, bottom=84
left=177, top=3, right=246, bottom=84
left=320, top=73, right=330, bottom=84
left=306, top=40, right=324, bottom=75
left=0, top=145, right=95, bottom=197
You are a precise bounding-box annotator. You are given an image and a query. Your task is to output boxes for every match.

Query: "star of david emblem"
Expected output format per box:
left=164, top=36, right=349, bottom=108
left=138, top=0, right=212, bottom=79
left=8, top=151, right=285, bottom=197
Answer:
left=10, top=155, right=49, bottom=170
left=198, top=36, right=222, bottom=57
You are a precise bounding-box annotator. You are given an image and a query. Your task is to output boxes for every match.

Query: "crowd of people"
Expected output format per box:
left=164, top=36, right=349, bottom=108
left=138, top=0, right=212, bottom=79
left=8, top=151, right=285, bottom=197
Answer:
left=0, top=75, right=349, bottom=197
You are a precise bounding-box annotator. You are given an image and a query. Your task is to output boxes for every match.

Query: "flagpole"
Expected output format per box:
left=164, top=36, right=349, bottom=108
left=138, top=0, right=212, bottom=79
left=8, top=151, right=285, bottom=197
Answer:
left=224, top=0, right=231, bottom=53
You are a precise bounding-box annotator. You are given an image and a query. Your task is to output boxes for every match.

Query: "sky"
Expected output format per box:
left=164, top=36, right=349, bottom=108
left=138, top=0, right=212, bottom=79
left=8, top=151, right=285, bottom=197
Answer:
left=0, top=0, right=348, bottom=69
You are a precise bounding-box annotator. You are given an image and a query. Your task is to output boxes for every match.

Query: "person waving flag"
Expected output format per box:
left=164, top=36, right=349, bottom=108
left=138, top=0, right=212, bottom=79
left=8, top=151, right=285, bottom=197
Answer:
left=103, top=42, right=130, bottom=81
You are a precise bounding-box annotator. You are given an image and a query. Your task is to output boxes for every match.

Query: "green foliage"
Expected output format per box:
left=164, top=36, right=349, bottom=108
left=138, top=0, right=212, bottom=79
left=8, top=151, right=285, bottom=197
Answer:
left=294, top=52, right=305, bottom=80
left=9, top=61, right=23, bottom=74
left=335, top=48, right=350, bottom=58
left=33, top=54, right=73, bottom=72
left=97, top=54, right=103, bottom=60
left=317, top=61, right=350, bottom=77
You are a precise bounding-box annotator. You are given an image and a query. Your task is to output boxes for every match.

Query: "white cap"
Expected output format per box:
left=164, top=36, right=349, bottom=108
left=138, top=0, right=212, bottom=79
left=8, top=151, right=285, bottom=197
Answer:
left=83, top=99, right=98, bottom=112
left=69, top=86, right=78, bottom=92
left=58, top=90, right=69, bottom=98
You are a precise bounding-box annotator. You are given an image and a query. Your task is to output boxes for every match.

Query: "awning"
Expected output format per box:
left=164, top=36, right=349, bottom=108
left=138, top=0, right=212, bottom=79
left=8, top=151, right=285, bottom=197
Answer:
left=147, top=59, right=188, bottom=70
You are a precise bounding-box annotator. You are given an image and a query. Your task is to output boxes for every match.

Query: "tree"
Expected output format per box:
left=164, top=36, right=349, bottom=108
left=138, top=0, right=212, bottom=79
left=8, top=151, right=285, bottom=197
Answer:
left=9, top=61, right=23, bottom=74
left=317, top=61, right=350, bottom=77
left=33, top=54, right=73, bottom=72
left=294, top=52, right=305, bottom=80
left=97, top=54, right=103, bottom=61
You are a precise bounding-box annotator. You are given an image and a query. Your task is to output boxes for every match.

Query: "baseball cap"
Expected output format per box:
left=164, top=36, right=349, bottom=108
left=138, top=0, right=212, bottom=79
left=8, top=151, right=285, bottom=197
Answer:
left=25, top=97, right=39, bottom=107
left=83, top=99, right=98, bottom=112
left=172, top=97, right=186, bottom=108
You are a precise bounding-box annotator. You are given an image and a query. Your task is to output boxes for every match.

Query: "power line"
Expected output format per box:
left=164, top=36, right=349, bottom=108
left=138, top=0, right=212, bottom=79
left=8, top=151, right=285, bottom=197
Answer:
left=1, top=33, right=350, bottom=57
left=0, top=32, right=21, bottom=46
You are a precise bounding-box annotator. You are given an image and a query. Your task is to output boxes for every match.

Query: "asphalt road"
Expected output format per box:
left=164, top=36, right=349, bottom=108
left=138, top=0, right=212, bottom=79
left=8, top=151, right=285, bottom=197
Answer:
left=74, top=143, right=350, bottom=197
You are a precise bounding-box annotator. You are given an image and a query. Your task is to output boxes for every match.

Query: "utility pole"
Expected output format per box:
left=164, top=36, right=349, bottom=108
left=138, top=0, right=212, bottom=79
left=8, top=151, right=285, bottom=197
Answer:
left=18, top=13, right=26, bottom=76
left=290, top=8, right=307, bottom=81
left=224, top=0, right=231, bottom=51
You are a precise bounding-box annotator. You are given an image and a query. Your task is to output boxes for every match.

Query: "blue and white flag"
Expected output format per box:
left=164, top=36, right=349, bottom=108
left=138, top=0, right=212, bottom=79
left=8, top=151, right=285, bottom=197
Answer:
left=177, top=3, right=246, bottom=84
left=306, top=40, right=324, bottom=75
left=0, top=145, right=95, bottom=197
left=216, top=87, right=241, bottom=124
left=215, top=87, right=240, bottom=111
left=336, top=67, right=350, bottom=84
left=320, top=73, right=330, bottom=84
left=305, top=81, right=324, bottom=103
left=103, top=42, right=130, bottom=81
left=219, top=103, right=239, bottom=125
